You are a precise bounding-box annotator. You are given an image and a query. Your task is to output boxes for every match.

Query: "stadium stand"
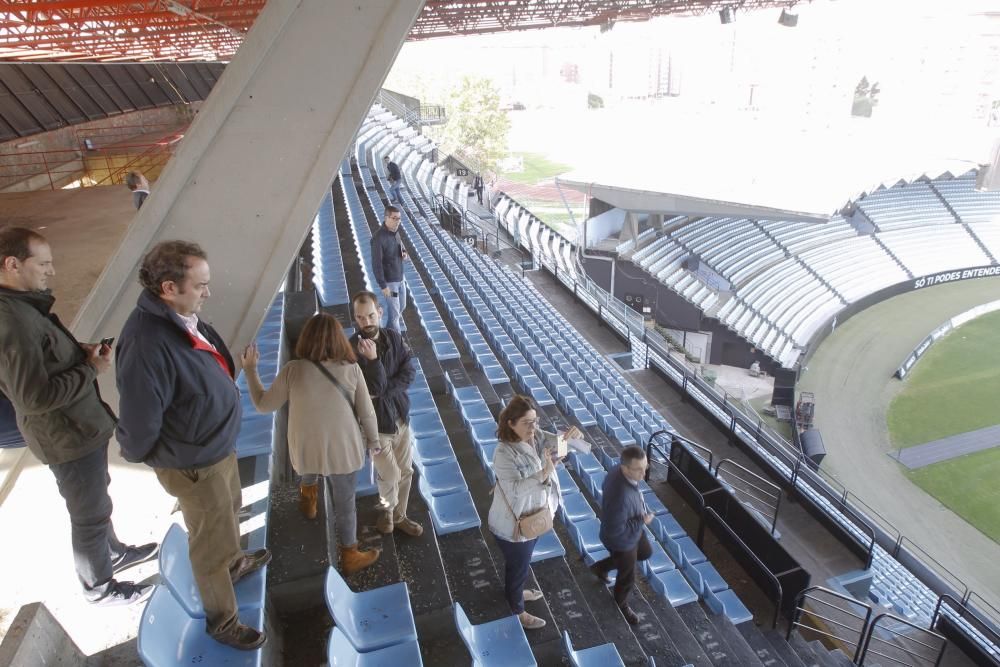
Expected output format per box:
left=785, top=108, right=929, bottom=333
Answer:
left=310, top=105, right=986, bottom=667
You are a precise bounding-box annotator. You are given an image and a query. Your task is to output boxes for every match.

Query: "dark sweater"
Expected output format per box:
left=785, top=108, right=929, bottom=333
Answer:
left=599, top=466, right=647, bottom=552
left=116, top=291, right=241, bottom=469
left=350, top=328, right=414, bottom=435
left=371, top=225, right=404, bottom=289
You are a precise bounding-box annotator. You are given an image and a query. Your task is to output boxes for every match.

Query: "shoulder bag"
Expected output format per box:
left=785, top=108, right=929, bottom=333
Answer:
left=495, top=474, right=553, bottom=540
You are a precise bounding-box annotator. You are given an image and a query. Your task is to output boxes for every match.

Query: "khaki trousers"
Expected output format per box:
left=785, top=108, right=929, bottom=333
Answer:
left=372, top=420, right=414, bottom=522
left=155, top=452, right=242, bottom=636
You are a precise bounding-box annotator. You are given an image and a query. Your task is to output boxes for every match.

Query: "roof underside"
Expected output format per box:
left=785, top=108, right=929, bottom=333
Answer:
left=0, top=0, right=790, bottom=62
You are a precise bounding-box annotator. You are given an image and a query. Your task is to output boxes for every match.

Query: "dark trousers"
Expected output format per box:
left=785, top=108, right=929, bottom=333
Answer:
left=49, top=442, right=127, bottom=602
left=593, top=532, right=652, bottom=607
left=156, top=453, right=243, bottom=637
left=494, top=534, right=538, bottom=614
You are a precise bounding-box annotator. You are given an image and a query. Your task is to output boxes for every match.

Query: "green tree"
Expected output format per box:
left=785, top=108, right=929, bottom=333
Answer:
left=432, top=76, right=510, bottom=176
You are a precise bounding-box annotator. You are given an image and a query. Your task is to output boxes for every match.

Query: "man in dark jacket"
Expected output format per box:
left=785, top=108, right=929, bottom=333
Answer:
left=473, top=173, right=484, bottom=205
left=350, top=290, right=422, bottom=537
left=0, top=227, right=157, bottom=606
left=116, top=240, right=270, bottom=650
left=383, top=154, right=402, bottom=203
left=591, top=445, right=653, bottom=626
left=371, top=206, right=408, bottom=332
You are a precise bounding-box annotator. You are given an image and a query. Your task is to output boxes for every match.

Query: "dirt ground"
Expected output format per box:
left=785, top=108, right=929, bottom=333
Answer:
left=797, top=276, right=1000, bottom=610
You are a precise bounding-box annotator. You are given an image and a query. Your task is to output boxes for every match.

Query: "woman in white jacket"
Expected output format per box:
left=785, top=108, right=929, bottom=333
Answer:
left=487, top=395, right=580, bottom=630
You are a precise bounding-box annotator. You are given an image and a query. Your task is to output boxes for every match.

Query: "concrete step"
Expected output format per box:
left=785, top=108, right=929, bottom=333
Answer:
left=808, top=639, right=841, bottom=667
left=763, top=630, right=809, bottom=667
left=676, top=599, right=758, bottom=667
left=635, top=577, right=713, bottom=667
left=785, top=630, right=825, bottom=667
left=730, top=619, right=789, bottom=667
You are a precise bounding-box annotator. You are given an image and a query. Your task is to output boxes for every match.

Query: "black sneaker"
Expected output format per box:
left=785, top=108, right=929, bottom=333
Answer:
left=619, top=605, right=639, bottom=626
left=90, top=581, right=155, bottom=607
left=111, top=542, right=160, bottom=575
left=212, top=623, right=266, bottom=651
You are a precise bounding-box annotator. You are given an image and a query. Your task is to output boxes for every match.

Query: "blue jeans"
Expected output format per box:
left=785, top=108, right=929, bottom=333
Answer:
left=300, top=471, right=358, bottom=547
left=383, top=279, right=407, bottom=332
left=389, top=179, right=401, bottom=203
left=494, top=534, right=538, bottom=614
left=49, top=443, right=127, bottom=601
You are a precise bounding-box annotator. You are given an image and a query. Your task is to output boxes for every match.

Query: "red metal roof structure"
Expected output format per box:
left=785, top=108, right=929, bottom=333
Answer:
left=0, top=0, right=792, bottom=62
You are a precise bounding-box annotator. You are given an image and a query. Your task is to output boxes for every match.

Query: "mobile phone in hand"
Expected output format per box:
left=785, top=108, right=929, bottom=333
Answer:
left=557, top=433, right=569, bottom=458
left=100, top=336, right=115, bottom=348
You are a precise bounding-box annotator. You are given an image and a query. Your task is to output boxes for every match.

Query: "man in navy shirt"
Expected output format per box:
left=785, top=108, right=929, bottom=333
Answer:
left=591, top=446, right=654, bottom=625
left=383, top=155, right=402, bottom=204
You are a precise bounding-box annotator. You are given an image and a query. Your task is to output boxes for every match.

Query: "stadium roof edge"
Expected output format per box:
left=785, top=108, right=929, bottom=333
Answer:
left=556, top=176, right=835, bottom=223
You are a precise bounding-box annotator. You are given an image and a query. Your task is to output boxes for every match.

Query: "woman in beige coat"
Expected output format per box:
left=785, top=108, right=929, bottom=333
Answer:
left=241, top=313, right=380, bottom=574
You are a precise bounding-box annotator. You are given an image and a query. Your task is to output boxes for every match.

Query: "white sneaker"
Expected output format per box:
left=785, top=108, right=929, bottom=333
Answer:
left=522, top=588, right=544, bottom=602
left=519, top=611, right=546, bottom=630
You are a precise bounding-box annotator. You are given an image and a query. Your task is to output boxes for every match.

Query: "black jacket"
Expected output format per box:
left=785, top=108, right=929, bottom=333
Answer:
left=386, top=160, right=401, bottom=182
left=371, top=225, right=404, bottom=289
left=350, top=328, right=414, bottom=434
left=115, top=290, right=241, bottom=469
left=0, top=287, right=116, bottom=464
left=599, top=466, right=647, bottom=552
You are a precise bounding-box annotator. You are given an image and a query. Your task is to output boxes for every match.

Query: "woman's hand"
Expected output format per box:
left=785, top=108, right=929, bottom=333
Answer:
left=541, top=447, right=556, bottom=477
left=241, top=342, right=259, bottom=371
left=561, top=426, right=583, bottom=442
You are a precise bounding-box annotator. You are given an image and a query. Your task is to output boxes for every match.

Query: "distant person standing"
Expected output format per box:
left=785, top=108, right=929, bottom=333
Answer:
left=116, top=240, right=270, bottom=650
left=125, top=171, right=150, bottom=210
left=371, top=206, right=408, bottom=333
left=0, top=227, right=157, bottom=607
left=590, top=446, right=654, bottom=626
left=473, top=173, right=485, bottom=205
left=383, top=155, right=402, bottom=204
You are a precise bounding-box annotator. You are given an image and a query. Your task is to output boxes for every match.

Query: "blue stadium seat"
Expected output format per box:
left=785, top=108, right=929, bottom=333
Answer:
left=323, top=567, right=417, bottom=652
left=649, top=569, right=699, bottom=608
left=327, top=626, right=423, bottom=666
left=413, top=434, right=455, bottom=468
left=138, top=586, right=263, bottom=667
left=651, top=514, right=686, bottom=541
left=461, top=402, right=495, bottom=425
left=420, top=460, right=468, bottom=497
left=454, top=603, right=536, bottom=667
left=417, top=476, right=481, bottom=535
left=569, top=518, right=603, bottom=555
left=159, top=524, right=265, bottom=618
left=563, top=631, right=626, bottom=667
left=704, top=587, right=753, bottom=625
left=559, top=492, right=596, bottom=524
left=410, top=411, right=445, bottom=439
left=530, top=530, right=566, bottom=563
left=556, top=465, right=576, bottom=494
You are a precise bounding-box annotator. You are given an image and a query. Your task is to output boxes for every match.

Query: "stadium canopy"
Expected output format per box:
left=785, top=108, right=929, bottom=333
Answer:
left=0, top=0, right=791, bottom=62
left=557, top=117, right=990, bottom=223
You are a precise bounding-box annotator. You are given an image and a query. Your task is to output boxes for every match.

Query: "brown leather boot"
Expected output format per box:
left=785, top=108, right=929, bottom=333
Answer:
left=299, top=483, right=318, bottom=520
left=339, top=543, right=380, bottom=575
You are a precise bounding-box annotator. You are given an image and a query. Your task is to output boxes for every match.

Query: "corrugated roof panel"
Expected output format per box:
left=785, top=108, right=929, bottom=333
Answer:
left=0, top=67, right=61, bottom=133
left=20, top=65, right=87, bottom=126
left=42, top=65, right=105, bottom=120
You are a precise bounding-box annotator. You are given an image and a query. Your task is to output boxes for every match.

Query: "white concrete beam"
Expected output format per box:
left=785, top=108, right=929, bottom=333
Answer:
left=73, top=0, right=423, bottom=357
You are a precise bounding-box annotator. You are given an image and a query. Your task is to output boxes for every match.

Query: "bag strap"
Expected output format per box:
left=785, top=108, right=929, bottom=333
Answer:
left=310, top=361, right=357, bottom=418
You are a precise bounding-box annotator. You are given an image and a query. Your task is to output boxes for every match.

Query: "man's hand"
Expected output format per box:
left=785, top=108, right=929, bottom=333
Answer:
left=358, top=338, right=377, bottom=361
left=381, top=287, right=391, bottom=297
left=401, top=250, right=409, bottom=262
left=643, top=512, right=655, bottom=525
left=86, top=344, right=111, bottom=374
left=241, top=342, right=259, bottom=370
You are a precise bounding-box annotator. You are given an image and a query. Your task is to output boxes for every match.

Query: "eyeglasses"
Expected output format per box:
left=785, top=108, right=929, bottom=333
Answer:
left=517, top=419, right=538, bottom=428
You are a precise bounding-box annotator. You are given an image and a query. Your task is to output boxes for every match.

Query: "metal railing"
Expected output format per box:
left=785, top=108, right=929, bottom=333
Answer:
left=932, top=594, right=1000, bottom=661
left=788, top=586, right=874, bottom=663
left=705, top=506, right=784, bottom=629
left=858, top=612, right=946, bottom=666
left=715, top=458, right=782, bottom=536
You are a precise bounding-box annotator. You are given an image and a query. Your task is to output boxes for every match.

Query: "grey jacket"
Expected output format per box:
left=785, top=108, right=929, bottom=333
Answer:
left=0, top=287, right=116, bottom=464
left=488, top=430, right=561, bottom=542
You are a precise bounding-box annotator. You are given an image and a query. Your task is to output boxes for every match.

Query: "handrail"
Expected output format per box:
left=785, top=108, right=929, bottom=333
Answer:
left=644, top=429, right=672, bottom=472
left=705, top=506, right=784, bottom=629
left=932, top=594, right=1000, bottom=657
left=788, top=585, right=873, bottom=662
left=857, top=612, right=946, bottom=666
left=715, top=458, right=782, bottom=536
